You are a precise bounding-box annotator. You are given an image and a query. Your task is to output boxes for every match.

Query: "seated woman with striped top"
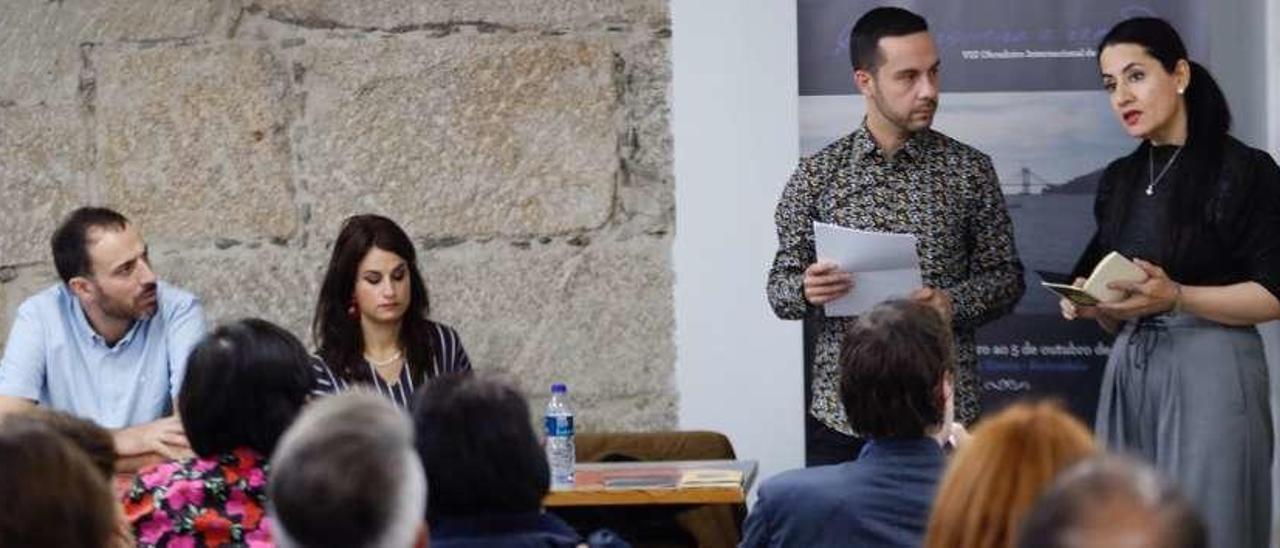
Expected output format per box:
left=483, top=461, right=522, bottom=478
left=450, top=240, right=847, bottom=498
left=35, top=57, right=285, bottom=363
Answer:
left=311, top=214, right=472, bottom=407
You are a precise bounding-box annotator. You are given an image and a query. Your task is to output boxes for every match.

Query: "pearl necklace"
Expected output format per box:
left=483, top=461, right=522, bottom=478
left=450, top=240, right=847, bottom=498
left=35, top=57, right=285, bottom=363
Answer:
left=364, top=349, right=403, bottom=368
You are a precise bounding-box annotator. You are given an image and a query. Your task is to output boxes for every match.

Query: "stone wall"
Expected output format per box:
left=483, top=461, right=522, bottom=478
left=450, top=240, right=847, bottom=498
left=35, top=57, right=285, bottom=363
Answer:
left=0, top=0, right=675, bottom=431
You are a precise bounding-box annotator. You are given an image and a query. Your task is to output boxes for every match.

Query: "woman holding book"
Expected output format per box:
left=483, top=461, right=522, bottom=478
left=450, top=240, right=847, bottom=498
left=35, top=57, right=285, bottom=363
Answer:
left=1060, top=17, right=1280, bottom=548
left=312, top=214, right=472, bottom=407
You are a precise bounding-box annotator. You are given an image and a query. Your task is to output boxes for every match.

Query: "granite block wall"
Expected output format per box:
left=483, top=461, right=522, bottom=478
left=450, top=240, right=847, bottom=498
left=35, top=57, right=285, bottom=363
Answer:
left=0, top=0, right=674, bottom=430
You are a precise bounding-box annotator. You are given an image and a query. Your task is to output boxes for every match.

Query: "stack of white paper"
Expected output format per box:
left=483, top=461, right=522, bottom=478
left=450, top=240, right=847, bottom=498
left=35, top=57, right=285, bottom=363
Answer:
left=812, top=221, right=923, bottom=317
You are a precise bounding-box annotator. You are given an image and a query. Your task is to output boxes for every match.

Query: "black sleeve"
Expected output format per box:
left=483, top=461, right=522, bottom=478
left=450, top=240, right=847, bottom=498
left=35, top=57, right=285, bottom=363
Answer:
left=1071, top=161, right=1122, bottom=279
left=308, top=355, right=339, bottom=397
left=1226, top=149, right=1280, bottom=302
left=434, top=322, right=472, bottom=374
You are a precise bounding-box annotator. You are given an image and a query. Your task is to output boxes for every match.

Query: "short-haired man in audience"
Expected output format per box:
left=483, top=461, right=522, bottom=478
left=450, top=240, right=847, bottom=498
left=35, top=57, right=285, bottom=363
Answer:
left=271, top=392, right=428, bottom=548
left=413, top=374, right=627, bottom=548
left=1019, top=455, right=1206, bottom=548
left=0, top=206, right=206, bottom=466
left=741, top=300, right=964, bottom=548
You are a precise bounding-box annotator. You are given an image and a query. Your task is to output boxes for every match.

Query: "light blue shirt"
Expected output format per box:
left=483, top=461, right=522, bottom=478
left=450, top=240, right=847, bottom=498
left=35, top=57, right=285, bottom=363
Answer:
left=0, top=282, right=206, bottom=428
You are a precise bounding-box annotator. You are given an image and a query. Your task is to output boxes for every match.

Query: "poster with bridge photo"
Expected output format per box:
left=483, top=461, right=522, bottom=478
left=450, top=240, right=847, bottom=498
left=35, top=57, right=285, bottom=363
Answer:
left=797, top=0, right=1204, bottom=422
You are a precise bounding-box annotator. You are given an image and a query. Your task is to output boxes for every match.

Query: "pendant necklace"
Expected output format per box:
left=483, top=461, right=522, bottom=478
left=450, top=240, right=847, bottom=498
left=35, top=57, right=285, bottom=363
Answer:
left=1146, top=145, right=1183, bottom=196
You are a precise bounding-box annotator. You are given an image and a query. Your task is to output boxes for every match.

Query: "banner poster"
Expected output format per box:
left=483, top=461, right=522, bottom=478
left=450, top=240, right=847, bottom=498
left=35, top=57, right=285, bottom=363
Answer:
left=797, top=1, right=1208, bottom=423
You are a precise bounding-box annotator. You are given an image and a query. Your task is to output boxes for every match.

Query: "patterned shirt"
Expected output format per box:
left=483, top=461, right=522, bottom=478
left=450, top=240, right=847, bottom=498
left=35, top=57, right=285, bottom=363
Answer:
left=310, top=321, right=471, bottom=408
left=123, top=448, right=272, bottom=548
left=767, top=123, right=1024, bottom=435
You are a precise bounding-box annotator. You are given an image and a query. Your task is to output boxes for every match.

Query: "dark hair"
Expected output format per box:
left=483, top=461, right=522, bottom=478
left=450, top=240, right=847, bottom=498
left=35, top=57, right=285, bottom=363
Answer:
left=2, top=409, right=117, bottom=481
left=412, top=374, right=549, bottom=519
left=849, top=7, right=929, bottom=72
left=51, top=206, right=130, bottom=284
left=179, top=318, right=313, bottom=457
left=1018, top=455, right=1206, bottom=548
left=1097, top=17, right=1231, bottom=264
left=0, top=422, right=117, bottom=548
left=271, top=393, right=426, bottom=548
left=314, top=215, right=435, bottom=388
left=839, top=299, right=954, bottom=438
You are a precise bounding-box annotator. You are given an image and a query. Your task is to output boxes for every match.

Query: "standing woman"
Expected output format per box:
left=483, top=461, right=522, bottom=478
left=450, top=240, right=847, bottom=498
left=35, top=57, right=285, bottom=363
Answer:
left=1061, top=17, right=1280, bottom=548
left=312, top=214, right=472, bottom=407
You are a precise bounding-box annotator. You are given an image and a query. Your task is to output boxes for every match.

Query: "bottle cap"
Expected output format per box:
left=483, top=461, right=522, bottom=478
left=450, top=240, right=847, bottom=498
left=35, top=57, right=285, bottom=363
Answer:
left=551, top=383, right=567, bottom=393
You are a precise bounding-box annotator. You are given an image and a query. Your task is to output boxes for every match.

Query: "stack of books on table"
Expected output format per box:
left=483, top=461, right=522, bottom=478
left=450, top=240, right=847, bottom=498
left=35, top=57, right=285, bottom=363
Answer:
left=574, top=466, right=743, bottom=490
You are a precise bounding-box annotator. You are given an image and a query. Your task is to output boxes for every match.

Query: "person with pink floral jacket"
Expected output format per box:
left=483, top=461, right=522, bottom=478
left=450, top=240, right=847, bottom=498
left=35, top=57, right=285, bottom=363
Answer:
left=124, top=319, right=312, bottom=547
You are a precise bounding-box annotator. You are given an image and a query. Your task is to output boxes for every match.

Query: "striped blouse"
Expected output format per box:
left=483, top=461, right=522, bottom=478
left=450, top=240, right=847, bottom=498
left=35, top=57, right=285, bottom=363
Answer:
left=310, top=321, right=471, bottom=408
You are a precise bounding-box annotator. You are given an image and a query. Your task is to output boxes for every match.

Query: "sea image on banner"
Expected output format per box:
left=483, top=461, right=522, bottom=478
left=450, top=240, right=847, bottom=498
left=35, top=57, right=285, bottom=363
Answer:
left=797, top=0, right=1202, bottom=424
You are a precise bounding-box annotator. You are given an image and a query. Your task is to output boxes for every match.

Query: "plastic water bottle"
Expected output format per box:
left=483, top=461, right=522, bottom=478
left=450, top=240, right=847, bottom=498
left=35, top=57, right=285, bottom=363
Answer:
left=545, top=383, right=576, bottom=488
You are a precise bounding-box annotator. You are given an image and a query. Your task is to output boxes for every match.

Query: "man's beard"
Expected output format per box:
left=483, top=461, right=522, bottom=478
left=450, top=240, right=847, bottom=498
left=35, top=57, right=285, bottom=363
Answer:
left=96, top=285, right=157, bottom=321
left=872, top=90, right=936, bottom=133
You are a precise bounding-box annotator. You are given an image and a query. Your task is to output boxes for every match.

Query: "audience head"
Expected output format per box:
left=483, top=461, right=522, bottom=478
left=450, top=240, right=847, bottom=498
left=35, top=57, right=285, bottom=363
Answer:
left=51, top=206, right=159, bottom=321
left=314, top=214, right=433, bottom=385
left=412, top=373, right=549, bottom=520
left=272, top=392, right=428, bottom=548
left=1, top=408, right=117, bottom=481
left=0, top=421, right=117, bottom=548
left=1018, top=455, right=1205, bottom=548
left=840, top=299, right=954, bottom=439
left=179, top=318, right=313, bottom=457
left=925, top=400, right=1097, bottom=548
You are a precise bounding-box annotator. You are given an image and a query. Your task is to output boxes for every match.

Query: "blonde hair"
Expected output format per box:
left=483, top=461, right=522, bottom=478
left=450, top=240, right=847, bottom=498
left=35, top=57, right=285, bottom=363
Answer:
left=924, top=400, right=1096, bottom=548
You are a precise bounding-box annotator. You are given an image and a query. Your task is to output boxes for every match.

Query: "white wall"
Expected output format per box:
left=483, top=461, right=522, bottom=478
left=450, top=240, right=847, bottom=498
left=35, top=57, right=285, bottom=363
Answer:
left=1210, top=0, right=1280, bottom=526
left=671, top=0, right=805, bottom=488
left=1209, top=0, right=1269, bottom=147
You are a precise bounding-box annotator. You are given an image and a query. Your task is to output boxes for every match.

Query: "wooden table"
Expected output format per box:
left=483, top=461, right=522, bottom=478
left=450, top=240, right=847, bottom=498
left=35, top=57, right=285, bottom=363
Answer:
left=544, top=459, right=757, bottom=507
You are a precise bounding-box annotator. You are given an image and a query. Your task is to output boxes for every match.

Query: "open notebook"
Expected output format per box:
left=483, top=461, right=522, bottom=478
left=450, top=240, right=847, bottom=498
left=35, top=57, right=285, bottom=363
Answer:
left=1039, top=251, right=1147, bottom=306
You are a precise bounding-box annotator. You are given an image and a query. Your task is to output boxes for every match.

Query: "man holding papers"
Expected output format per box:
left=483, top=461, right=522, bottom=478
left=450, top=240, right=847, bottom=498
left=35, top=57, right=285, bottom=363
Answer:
left=766, top=7, right=1023, bottom=466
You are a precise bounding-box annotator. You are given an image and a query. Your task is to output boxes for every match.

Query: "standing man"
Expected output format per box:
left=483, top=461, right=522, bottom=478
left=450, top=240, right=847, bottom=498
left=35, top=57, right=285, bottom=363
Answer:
left=767, top=7, right=1024, bottom=466
left=0, top=207, right=206, bottom=465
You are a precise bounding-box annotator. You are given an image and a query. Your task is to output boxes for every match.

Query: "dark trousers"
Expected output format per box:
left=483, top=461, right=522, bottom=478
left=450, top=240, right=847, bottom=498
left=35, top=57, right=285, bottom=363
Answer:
left=804, top=414, right=866, bottom=467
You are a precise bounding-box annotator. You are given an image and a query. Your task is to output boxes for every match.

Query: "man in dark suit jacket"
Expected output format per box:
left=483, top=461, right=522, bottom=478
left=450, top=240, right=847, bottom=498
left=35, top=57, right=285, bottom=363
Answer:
left=740, top=299, right=965, bottom=548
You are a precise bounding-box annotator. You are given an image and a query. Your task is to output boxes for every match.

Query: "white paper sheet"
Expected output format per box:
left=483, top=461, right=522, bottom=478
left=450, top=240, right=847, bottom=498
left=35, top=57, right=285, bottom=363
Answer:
left=812, top=221, right=923, bottom=317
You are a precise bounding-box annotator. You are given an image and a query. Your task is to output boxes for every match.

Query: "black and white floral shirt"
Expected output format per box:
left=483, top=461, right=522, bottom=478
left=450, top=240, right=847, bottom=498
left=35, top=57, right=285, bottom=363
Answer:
left=767, top=122, right=1024, bottom=435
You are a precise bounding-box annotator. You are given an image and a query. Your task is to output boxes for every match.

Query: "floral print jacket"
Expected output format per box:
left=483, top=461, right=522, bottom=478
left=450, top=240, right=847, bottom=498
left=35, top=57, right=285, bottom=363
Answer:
left=123, top=447, right=273, bottom=547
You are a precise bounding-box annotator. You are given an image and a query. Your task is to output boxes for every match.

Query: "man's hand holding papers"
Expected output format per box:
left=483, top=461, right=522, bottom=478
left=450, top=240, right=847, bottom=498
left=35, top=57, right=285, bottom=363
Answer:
left=812, top=222, right=924, bottom=317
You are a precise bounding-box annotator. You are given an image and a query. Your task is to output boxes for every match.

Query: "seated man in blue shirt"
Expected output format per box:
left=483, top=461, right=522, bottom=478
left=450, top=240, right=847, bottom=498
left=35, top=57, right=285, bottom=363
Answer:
left=741, top=299, right=964, bottom=548
left=0, top=207, right=206, bottom=467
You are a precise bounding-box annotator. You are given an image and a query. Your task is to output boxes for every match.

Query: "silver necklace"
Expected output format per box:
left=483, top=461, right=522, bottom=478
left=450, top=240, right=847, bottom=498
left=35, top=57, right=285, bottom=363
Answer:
left=1145, top=145, right=1183, bottom=196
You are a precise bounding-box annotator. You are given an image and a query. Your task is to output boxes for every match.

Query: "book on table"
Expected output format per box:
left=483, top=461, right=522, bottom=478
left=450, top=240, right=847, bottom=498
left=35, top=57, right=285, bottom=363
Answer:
left=1038, top=251, right=1147, bottom=306
left=573, top=466, right=744, bottom=490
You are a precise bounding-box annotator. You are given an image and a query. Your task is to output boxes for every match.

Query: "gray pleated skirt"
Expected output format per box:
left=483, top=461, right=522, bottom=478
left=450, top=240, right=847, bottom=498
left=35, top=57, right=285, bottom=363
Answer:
left=1097, top=313, right=1272, bottom=548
